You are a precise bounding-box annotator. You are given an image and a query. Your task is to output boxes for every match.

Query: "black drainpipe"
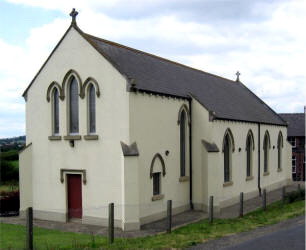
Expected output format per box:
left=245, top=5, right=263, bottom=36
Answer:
left=188, top=98, right=194, bottom=209
left=258, top=123, right=262, bottom=196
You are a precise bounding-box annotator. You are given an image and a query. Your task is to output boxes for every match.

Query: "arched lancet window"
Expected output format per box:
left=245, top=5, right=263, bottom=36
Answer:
left=223, top=129, right=234, bottom=183
left=180, top=110, right=187, bottom=177
left=150, top=153, right=166, bottom=196
left=88, top=84, right=96, bottom=134
left=224, top=134, right=231, bottom=182
left=52, top=88, right=60, bottom=135
left=246, top=130, right=255, bottom=178
left=277, top=132, right=283, bottom=170
left=68, top=76, right=79, bottom=134
left=263, top=131, right=270, bottom=173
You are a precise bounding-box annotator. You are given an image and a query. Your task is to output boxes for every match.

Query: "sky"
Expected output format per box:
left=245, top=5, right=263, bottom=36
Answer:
left=0, top=0, right=305, bottom=138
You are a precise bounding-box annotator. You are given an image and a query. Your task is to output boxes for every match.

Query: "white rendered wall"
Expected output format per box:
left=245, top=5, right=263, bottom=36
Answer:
left=129, top=93, right=190, bottom=223
left=191, top=98, right=212, bottom=211
left=207, top=120, right=290, bottom=209
left=190, top=98, right=290, bottom=211
left=19, top=145, right=33, bottom=212
left=24, top=27, right=129, bottom=224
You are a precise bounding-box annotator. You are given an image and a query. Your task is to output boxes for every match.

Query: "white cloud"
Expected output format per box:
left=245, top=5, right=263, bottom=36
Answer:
left=1, top=0, right=305, bottom=137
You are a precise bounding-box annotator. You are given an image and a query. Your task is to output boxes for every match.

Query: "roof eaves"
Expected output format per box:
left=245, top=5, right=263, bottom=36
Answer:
left=214, top=117, right=287, bottom=127
left=134, top=87, right=188, bottom=100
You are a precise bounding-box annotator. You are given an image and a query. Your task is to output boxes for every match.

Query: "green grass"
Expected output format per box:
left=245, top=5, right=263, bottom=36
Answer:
left=0, top=180, right=19, bottom=192
left=0, top=200, right=304, bottom=249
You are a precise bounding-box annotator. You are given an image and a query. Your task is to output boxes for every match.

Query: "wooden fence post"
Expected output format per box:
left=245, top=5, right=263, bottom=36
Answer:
left=209, top=196, right=214, bottom=224
left=239, top=192, right=244, bottom=217
left=262, top=189, right=267, bottom=211
left=108, top=203, right=114, bottom=244
left=26, top=207, right=33, bottom=250
left=167, top=200, right=172, bottom=233
left=282, top=186, right=286, bottom=203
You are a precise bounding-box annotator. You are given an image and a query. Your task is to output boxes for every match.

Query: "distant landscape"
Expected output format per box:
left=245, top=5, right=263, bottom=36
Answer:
left=0, top=136, right=25, bottom=192
left=0, top=136, right=26, bottom=152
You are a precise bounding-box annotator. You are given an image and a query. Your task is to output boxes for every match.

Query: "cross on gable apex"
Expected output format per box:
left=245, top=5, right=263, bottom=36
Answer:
left=70, top=8, right=78, bottom=24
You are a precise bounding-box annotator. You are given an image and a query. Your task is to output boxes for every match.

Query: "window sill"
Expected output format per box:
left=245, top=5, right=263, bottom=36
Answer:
left=223, top=181, right=233, bottom=187
left=263, top=171, right=270, bottom=176
left=84, top=135, right=99, bottom=140
left=64, top=135, right=81, bottom=140
left=277, top=168, right=282, bottom=172
left=152, top=194, right=164, bottom=201
left=179, top=176, right=190, bottom=182
left=246, top=176, right=254, bottom=181
left=48, top=135, right=62, bottom=140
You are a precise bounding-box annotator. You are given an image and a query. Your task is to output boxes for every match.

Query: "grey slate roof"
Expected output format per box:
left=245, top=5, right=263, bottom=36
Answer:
left=83, top=32, right=286, bottom=126
left=279, top=113, right=305, bottom=137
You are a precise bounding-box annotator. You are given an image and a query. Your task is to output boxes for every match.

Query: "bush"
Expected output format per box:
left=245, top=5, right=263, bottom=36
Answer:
left=0, top=190, right=20, bottom=216
left=0, top=150, right=19, bottom=161
left=285, top=189, right=305, bottom=203
left=0, top=160, right=19, bottom=182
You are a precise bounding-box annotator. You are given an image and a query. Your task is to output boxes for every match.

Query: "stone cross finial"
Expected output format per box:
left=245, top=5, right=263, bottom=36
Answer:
left=70, top=8, right=78, bottom=24
left=236, top=71, right=241, bottom=82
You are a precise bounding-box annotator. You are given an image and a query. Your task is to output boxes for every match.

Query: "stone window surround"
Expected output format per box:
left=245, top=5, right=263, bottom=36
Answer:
left=277, top=131, right=284, bottom=171
left=246, top=129, right=255, bottom=179
left=46, top=70, right=100, bottom=141
left=263, top=130, right=271, bottom=174
left=177, top=104, right=190, bottom=179
left=223, top=128, right=234, bottom=183
left=150, top=153, right=166, bottom=201
left=60, top=168, right=87, bottom=184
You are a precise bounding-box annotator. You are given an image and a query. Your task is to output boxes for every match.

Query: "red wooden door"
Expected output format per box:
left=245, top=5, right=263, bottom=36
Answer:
left=67, top=174, right=82, bottom=219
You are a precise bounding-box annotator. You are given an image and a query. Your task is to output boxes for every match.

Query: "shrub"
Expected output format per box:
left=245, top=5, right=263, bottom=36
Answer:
left=0, top=160, right=19, bottom=182
left=0, top=150, right=19, bottom=161
left=285, top=189, right=305, bottom=203
left=0, top=190, right=20, bottom=216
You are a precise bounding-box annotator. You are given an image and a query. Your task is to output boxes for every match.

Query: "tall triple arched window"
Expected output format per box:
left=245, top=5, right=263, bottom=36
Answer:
left=52, top=88, right=60, bottom=135
left=277, top=132, right=283, bottom=170
left=68, top=76, right=79, bottom=134
left=88, top=84, right=96, bottom=134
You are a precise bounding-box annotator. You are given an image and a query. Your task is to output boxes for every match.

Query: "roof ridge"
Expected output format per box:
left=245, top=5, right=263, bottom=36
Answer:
left=237, top=81, right=287, bottom=125
left=84, top=33, right=238, bottom=84
left=279, top=113, right=304, bottom=115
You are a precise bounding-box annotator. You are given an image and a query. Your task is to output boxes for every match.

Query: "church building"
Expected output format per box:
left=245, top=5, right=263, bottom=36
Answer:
left=19, top=10, right=292, bottom=231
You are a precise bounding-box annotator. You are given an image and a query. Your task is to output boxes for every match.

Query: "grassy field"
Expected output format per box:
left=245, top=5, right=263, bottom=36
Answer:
left=0, top=181, right=19, bottom=192
left=0, top=200, right=304, bottom=249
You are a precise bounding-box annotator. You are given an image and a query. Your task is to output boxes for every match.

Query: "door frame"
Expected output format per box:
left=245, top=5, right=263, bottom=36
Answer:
left=61, top=169, right=87, bottom=222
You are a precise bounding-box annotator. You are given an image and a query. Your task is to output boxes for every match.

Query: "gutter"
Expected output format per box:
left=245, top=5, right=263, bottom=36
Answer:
left=258, top=123, right=262, bottom=196
left=188, top=98, right=194, bottom=209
